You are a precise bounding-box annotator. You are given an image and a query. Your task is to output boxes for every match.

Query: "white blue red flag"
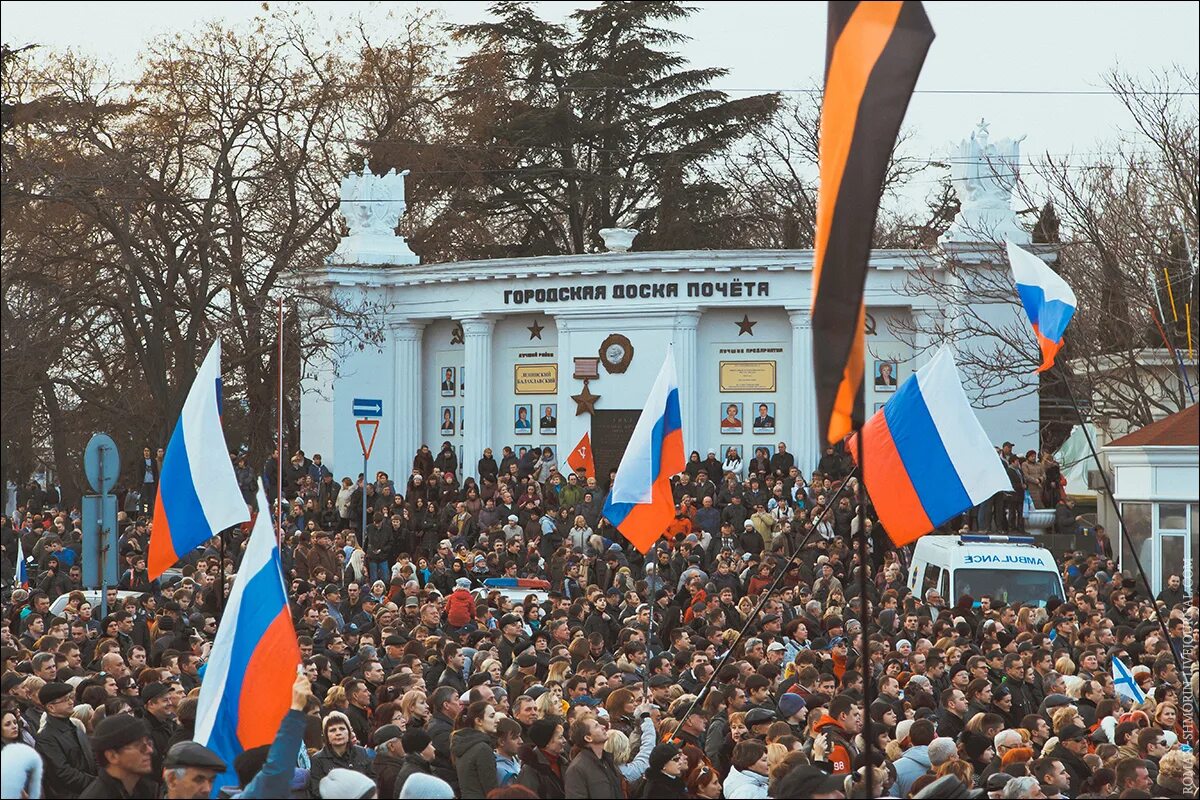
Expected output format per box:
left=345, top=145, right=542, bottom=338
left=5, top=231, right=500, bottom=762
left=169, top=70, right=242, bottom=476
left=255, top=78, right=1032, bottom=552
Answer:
left=850, top=346, right=1011, bottom=546
left=148, top=340, right=248, bottom=578
left=1008, top=240, right=1077, bottom=372
left=15, top=536, right=27, bottom=587
left=1111, top=656, right=1146, bottom=705
left=194, top=480, right=300, bottom=794
left=603, top=347, right=685, bottom=553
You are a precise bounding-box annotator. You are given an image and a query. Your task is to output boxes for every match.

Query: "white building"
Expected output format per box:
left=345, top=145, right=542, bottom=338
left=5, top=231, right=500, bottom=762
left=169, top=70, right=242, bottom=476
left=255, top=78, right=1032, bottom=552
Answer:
left=1103, top=404, right=1199, bottom=595
left=300, top=122, right=1040, bottom=483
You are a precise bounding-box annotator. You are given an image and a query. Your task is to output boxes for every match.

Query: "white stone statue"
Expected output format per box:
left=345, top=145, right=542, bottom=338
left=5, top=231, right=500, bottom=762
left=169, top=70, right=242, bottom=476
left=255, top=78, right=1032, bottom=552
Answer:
left=941, top=119, right=1030, bottom=246
left=330, top=168, right=419, bottom=265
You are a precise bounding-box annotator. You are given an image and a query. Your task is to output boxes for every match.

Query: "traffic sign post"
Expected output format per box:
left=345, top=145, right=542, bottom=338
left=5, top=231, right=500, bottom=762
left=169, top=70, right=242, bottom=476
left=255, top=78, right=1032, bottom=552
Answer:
left=356, top=419, right=380, bottom=547
left=82, top=433, right=120, bottom=619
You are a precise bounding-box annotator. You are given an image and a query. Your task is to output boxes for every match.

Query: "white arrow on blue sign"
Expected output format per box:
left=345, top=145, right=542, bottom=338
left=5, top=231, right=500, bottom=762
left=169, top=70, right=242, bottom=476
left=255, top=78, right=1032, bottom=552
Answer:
left=352, top=398, right=383, bottom=417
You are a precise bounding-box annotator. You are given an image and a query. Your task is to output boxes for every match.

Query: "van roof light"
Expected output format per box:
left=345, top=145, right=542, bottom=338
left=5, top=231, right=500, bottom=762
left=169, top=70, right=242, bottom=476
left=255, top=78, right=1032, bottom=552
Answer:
left=959, top=534, right=1036, bottom=545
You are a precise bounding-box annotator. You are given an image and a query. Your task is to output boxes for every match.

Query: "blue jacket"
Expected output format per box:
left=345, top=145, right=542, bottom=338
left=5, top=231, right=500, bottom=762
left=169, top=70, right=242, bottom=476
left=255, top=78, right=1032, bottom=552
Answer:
left=234, top=708, right=307, bottom=799
left=496, top=753, right=521, bottom=786
left=892, top=745, right=931, bottom=797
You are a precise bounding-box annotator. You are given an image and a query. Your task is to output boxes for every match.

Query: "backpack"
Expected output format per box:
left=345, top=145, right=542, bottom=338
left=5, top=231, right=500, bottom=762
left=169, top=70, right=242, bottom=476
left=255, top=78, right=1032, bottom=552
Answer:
left=446, top=589, right=474, bottom=628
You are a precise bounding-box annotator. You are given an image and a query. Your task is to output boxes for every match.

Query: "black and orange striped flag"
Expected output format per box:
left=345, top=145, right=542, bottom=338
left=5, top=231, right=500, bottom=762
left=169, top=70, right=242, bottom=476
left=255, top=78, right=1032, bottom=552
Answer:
left=811, top=1, right=934, bottom=445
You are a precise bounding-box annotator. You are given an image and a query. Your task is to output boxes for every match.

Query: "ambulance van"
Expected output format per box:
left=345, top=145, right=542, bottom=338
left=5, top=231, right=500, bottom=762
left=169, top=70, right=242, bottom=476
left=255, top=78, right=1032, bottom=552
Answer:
left=907, top=534, right=1066, bottom=608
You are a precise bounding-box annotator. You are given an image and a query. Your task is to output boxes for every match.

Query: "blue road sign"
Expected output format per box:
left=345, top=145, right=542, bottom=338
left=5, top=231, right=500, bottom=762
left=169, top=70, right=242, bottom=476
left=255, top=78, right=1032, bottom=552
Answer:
left=82, top=494, right=119, bottom=588
left=353, top=398, right=383, bottom=417
left=84, top=433, right=120, bottom=495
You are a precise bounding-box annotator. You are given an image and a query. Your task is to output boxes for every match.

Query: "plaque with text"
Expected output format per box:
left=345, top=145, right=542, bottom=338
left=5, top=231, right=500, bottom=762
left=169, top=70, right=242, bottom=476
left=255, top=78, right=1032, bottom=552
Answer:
left=592, top=409, right=641, bottom=484
left=514, top=364, right=559, bottom=395
left=719, top=360, right=777, bottom=392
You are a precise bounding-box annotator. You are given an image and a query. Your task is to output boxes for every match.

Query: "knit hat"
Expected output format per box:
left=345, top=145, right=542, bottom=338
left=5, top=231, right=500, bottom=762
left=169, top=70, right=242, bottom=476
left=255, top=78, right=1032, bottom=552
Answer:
left=38, top=681, right=73, bottom=706
left=895, top=719, right=915, bottom=744
left=649, top=742, right=681, bottom=774
left=529, top=718, right=561, bottom=748
left=961, top=729, right=992, bottom=761
left=455, top=577, right=471, bottom=590
left=319, top=768, right=377, bottom=799
left=91, top=714, right=151, bottom=757
left=778, top=692, right=806, bottom=719
left=402, top=728, right=432, bottom=755
left=398, top=773, right=455, bottom=799
left=374, top=724, right=403, bottom=747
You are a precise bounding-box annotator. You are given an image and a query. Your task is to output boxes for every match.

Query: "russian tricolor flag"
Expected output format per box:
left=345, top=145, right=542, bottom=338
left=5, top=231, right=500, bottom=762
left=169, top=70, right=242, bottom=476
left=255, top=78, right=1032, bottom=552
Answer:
left=1008, top=240, right=1076, bottom=372
left=148, top=340, right=249, bottom=579
left=195, top=480, right=300, bottom=794
left=603, top=348, right=685, bottom=554
left=851, top=347, right=1011, bottom=546
left=15, top=537, right=27, bottom=588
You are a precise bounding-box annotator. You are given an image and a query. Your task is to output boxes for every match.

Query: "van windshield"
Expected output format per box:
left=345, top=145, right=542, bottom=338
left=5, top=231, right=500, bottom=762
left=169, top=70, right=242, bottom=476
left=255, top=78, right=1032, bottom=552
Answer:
left=954, top=569, right=1064, bottom=608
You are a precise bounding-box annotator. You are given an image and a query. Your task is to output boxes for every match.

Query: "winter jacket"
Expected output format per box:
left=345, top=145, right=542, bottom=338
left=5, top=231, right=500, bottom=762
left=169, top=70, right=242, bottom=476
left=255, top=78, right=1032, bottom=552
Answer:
left=723, top=766, right=770, bottom=799
left=892, top=745, right=932, bottom=797
left=233, top=709, right=307, bottom=799
left=452, top=728, right=499, bottom=799
left=496, top=752, right=521, bottom=786
left=35, top=714, right=96, bottom=798
left=307, top=745, right=373, bottom=798
left=813, top=716, right=857, bottom=775
left=516, top=744, right=568, bottom=799
left=617, top=717, right=657, bottom=783
left=641, top=772, right=689, bottom=798
left=392, top=753, right=434, bottom=798
left=563, top=748, right=625, bottom=800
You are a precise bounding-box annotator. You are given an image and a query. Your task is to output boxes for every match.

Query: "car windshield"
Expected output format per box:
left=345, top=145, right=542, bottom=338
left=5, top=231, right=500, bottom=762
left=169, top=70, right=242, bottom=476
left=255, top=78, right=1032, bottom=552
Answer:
left=954, top=569, right=1064, bottom=608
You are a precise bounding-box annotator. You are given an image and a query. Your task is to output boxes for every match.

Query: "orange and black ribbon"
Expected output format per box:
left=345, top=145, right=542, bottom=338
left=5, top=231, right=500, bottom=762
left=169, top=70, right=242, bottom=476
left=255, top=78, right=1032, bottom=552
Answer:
left=811, top=1, right=934, bottom=445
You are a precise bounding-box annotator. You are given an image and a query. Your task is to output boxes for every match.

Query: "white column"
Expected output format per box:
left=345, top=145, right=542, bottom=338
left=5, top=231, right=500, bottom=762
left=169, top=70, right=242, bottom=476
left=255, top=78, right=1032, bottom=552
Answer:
left=553, top=317, right=576, bottom=458
left=391, top=321, right=425, bottom=477
left=787, top=309, right=820, bottom=478
left=461, top=317, right=495, bottom=477
left=673, top=311, right=701, bottom=455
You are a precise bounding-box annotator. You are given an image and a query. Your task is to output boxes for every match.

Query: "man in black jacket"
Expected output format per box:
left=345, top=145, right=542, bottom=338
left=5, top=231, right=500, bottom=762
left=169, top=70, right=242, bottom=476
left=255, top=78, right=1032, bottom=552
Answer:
left=35, top=682, right=97, bottom=797
left=392, top=728, right=437, bottom=797
left=1047, top=724, right=1091, bottom=797
left=426, top=686, right=462, bottom=792
left=79, top=715, right=158, bottom=800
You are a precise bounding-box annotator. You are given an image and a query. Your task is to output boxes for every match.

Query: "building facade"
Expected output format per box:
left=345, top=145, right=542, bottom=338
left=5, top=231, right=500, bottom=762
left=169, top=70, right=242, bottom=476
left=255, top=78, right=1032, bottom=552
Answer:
left=300, top=123, right=1041, bottom=484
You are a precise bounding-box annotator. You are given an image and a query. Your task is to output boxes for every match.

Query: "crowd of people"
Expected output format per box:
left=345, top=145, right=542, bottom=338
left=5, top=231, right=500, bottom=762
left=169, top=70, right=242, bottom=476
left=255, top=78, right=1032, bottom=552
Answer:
left=1, top=436, right=1196, bottom=799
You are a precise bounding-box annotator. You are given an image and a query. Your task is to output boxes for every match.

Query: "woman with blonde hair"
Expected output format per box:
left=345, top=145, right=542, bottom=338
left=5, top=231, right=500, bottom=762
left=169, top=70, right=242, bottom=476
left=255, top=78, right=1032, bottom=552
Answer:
left=604, top=715, right=657, bottom=783
left=1050, top=704, right=1083, bottom=735
left=475, top=658, right=503, bottom=686
left=765, top=742, right=789, bottom=775
left=546, top=658, right=571, bottom=685
left=535, top=684, right=567, bottom=720
left=398, top=689, right=430, bottom=728
left=935, top=759, right=974, bottom=787
left=1054, top=656, right=1076, bottom=676
left=323, top=685, right=348, bottom=712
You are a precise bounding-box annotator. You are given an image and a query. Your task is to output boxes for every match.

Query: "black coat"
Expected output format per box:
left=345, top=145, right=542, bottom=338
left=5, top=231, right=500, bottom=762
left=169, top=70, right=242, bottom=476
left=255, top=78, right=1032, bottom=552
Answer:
left=307, top=745, right=373, bottom=798
left=35, top=714, right=96, bottom=798
left=78, top=770, right=160, bottom=800
left=641, top=772, right=689, bottom=799
left=392, top=753, right=434, bottom=797
left=516, top=743, right=568, bottom=799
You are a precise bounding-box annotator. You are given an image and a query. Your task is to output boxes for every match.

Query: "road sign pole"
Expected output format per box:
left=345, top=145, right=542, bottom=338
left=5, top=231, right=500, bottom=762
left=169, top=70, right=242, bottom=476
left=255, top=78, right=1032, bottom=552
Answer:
left=355, top=418, right=380, bottom=584
left=99, top=446, right=107, bottom=621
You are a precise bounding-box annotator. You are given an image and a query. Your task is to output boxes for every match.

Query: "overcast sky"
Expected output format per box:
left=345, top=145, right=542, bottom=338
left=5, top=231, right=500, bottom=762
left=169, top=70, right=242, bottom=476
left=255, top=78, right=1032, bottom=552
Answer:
left=4, top=1, right=1197, bottom=207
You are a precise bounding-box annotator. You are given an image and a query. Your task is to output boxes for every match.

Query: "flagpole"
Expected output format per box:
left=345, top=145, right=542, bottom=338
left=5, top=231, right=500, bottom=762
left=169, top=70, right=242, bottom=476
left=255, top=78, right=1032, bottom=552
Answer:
left=856, top=429, right=873, bottom=799
left=277, top=296, right=284, bottom=547
left=1062, top=379, right=1184, bottom=677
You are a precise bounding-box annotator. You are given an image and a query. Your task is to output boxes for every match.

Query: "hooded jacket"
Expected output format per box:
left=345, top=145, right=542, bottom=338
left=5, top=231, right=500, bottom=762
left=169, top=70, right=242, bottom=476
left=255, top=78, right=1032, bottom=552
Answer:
left=813, top=715, right=857, bottom=775
left=723, top=766, right=770, bottom=799
left=892, top=745, right=931, bottom=797
left=451, top=728, right=499, bottom=799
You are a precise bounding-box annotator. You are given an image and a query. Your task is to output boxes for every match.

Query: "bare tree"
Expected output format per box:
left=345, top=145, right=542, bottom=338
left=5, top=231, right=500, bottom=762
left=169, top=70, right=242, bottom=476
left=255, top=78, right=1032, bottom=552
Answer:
left=894, top=68, right=1199, bottom=438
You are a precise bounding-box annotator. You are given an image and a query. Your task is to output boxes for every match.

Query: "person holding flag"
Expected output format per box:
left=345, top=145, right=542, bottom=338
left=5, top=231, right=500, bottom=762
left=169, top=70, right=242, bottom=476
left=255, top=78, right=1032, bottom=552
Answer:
left=194, top=480, right=301, bottom=796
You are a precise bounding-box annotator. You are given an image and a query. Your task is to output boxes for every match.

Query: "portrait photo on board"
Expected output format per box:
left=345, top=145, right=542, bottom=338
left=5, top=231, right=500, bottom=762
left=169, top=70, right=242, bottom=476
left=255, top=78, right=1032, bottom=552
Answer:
left=514, top=404, right=532, bottom=434
left=874, top=360, right=898, bottom=391
left=751, top=401, right=776, bottom=434
left=719, top=402, right=743, bottom=434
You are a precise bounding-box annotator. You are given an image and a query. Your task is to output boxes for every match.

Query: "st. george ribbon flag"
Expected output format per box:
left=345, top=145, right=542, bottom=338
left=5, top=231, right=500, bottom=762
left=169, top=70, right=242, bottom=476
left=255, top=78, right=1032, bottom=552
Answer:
left=602, top=347, right=685, bottom=554
left=1008, top=240, right=1077, bottom=372
left=811, top=0, right=934, bottom=445
left=849, top=347, right=1012, bottom=546
left=148, top=339, right=249, bottom=578
left=194, top=480, right=300, bottom=795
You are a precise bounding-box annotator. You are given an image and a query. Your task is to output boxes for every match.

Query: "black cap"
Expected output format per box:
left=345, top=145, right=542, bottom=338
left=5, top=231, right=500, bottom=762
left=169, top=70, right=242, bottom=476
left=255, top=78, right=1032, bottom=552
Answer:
left=141, top=681, right=170, bottom=704
left=649, top=742, right=681, bottom=773
left=374, top=724, right=403, bottom=746
left=38, top=681, right=74, bottom=706
left=164, top=741, right=227, bottom=770
left=648, top=674, right=674, bottom=688
left=745, top=707, right=776, bottom=726
left=499, top=614, right=522, bottom=628
left=92, top=714, right=152, bottom=755
left=516, top=653, right=538, bottom=669
left=1058, top=723, right=1088, bottom=742
left=402, top=728, right=431, bottom=754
